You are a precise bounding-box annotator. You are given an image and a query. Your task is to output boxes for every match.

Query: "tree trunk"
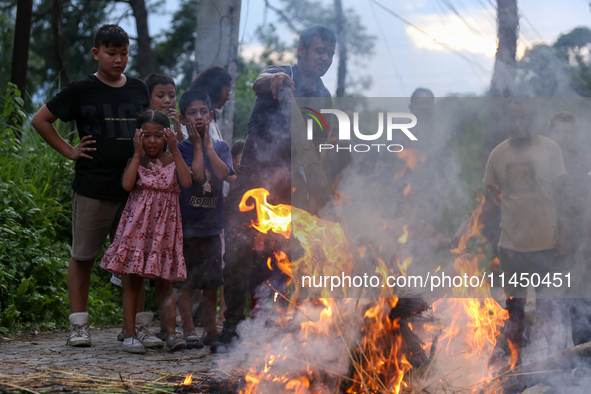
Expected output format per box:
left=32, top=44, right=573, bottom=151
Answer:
left=489, top=0, right=518, bottom=98
left=52, top=0, right=71, bottom=87
left=483, top=0, right=519, bottom=168
left=129, top=0, right=154, bottom=79
left=194, top=0, right=241, bottom=143
left=480, top=0, right=519, bottom=255
left=10, top=0, right=34, bottom=96
left=334, top=0, right=347, bottom=98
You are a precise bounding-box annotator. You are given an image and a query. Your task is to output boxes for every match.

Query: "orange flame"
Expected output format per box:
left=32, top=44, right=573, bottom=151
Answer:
left=274, top=250, right=291, bottom=279
left=403, top=183, right=411, bottom=197
left=398, top=225, right=409, bottom=244
left=420, top=185, right=510, bottom=391
left=240, top=187, right=359, bottom=297
left=507, top=339, right=519, bottom=370
left=397, top=257, right=412, bottom=277
left=239, top=188, right=291, bottom=238
left=393, top=148, right=427, bottom=182
left=182, top=373, right=193, bottom=385
left=349, top=298, right=412, bottom=394
left=285, top=376, right=310, bottom=394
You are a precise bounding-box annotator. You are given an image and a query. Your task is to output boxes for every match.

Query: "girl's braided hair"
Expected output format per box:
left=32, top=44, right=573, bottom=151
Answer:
left=136, top=109, right=170, bottom=129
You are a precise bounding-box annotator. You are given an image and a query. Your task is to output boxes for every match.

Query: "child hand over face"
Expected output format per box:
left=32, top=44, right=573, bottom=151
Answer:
left=133, top=129, right=145, bottom=157
left=187, top=122, right=202, bottom=148
left=164, top=128, right=179, bottom=153
left=202, top=125, right=214, bottom=151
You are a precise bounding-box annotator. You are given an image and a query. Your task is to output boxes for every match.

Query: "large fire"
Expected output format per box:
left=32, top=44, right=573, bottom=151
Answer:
left=234, top=187, right=510, bottom=394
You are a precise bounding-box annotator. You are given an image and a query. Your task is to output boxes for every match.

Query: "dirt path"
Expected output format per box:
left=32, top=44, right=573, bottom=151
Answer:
left=0, top=325, right=231, bottom=393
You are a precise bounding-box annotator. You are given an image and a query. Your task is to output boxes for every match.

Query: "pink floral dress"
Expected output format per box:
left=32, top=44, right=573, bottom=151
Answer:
left=100, top=162, right=186, bottom=281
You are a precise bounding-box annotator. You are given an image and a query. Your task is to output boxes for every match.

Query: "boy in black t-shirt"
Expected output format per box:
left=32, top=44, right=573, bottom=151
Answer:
left=31, top=24, right=151, bottom=348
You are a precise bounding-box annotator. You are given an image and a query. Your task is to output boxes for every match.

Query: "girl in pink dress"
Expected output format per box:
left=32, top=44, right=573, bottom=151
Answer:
left=101, top=110, right=193, bottom=354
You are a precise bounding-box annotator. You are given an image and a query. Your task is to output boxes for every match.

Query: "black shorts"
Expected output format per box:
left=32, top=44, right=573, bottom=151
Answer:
left=174, top=234, right=223, bottom=291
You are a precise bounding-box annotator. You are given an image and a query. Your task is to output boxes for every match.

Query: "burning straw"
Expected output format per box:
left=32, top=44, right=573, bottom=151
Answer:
left=0, top=367, right=205, bottom=393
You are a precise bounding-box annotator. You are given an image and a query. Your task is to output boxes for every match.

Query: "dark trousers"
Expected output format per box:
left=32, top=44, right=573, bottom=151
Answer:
left=222, top=170, right=291, bottom=330
left=570, top=298, right=591, bottom=345
left=498, top=247, right=567, bottom=355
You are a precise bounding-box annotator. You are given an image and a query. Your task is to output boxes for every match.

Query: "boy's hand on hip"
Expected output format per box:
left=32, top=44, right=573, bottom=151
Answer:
left=70, top=135, right=96, bottom=160
left=164, top=128, right=179, bottom=153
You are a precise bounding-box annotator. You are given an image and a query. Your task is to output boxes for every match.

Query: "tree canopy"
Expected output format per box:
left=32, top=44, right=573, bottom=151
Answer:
left=515, top=26, right=591, bottom=97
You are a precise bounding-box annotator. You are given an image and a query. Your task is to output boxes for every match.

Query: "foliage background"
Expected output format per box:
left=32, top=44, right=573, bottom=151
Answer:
left=0, top=84, right=161, bottom=333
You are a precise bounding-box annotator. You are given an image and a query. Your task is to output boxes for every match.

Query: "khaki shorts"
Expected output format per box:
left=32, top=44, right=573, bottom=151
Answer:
left=70, top=191, right=126, bottom=261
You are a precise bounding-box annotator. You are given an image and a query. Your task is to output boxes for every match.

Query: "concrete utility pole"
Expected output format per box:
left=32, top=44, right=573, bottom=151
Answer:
left=194, top=0, right=241, bottom=143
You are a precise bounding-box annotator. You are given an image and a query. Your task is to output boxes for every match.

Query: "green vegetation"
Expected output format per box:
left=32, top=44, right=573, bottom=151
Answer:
left=0, top=83, right=131, bottom=334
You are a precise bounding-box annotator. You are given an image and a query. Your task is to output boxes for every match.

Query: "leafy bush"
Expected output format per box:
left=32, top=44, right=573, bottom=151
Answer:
left=0, top=83, right=125, bottom=333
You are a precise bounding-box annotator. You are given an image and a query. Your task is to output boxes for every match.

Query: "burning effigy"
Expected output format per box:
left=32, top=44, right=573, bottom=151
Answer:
left=208, top=185, right=516, bottom=394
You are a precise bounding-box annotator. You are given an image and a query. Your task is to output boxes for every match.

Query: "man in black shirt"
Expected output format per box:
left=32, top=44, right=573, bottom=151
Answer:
left=211, top=26, right=336, bottom=353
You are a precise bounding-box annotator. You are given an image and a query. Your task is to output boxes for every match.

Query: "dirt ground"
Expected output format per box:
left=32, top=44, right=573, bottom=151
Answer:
left=0, top=324, right=233, bottom=393
left=0, top=307, right=586, bottom=394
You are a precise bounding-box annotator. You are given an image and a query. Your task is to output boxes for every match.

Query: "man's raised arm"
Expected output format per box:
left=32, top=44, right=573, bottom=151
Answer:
left=253, top=72, right=296, bottom=99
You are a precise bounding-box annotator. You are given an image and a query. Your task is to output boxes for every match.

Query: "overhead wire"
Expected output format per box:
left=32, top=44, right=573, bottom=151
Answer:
left=368, top=0, right=406, bottom=94
left=472, top=0, right=545, bottom=55
left=369, top=0, right=491, bottom=80
left=483, top=0, right=543, bottom=40
left=440, top=0, right=536, bottom=48
left=437, top=0, right=488, bottom=39
left=433, top=0, right=497, bottom=67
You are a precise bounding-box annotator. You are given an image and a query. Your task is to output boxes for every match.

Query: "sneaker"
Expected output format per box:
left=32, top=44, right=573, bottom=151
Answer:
left=67, top=312, right=91, bottom=347
left=165, top=335, right=186, bottom=352
left=137, top=325, right=164, bottom=348
left=67, top=324, right=91, bottom=347
left=210, top=329, right=238, bottom=354
left=117, top=329, right=125, bottom=342
left=184, top=333, right=204, bottom=349
left=122, top=336, right=147, bottom=354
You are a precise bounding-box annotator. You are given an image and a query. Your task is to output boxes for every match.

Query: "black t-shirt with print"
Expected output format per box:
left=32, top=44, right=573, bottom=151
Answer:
left=46, top=75, right=150, bottom=201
